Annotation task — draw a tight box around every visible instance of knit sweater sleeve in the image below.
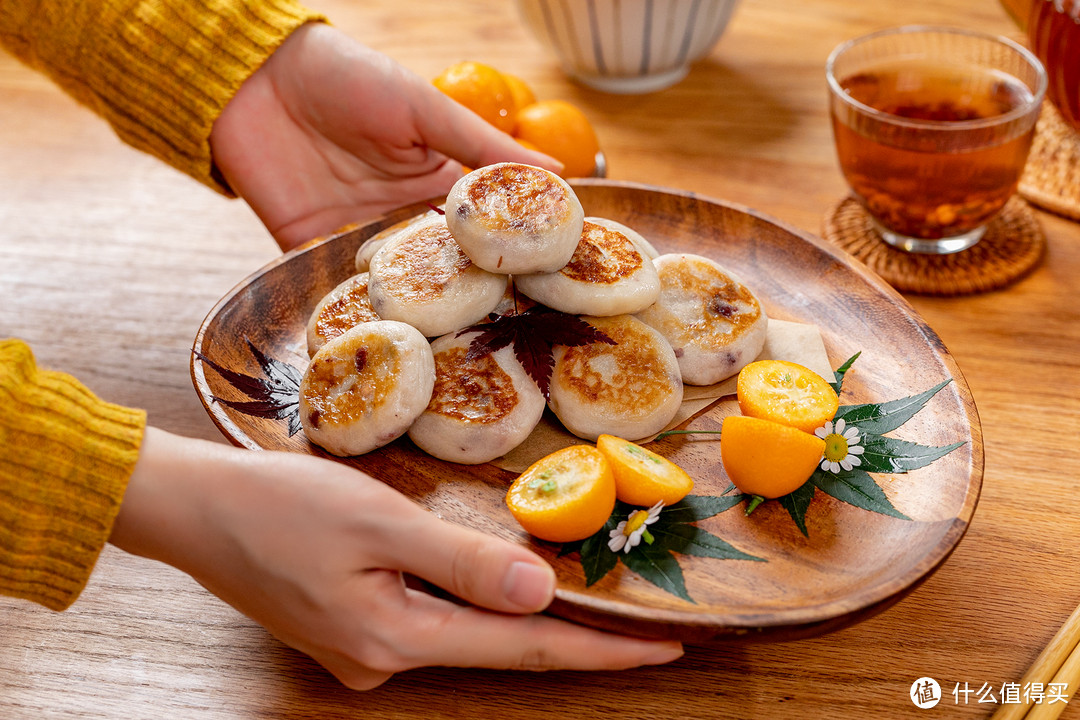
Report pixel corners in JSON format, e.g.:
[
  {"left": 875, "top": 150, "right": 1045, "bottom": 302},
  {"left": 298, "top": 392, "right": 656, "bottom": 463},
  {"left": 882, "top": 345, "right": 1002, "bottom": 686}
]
[
  {"left": 0, "top": 0, "right": 325, "bottom": 195},
  {"left": 0, "top": 339, "right": 146, "bottom": 611}
]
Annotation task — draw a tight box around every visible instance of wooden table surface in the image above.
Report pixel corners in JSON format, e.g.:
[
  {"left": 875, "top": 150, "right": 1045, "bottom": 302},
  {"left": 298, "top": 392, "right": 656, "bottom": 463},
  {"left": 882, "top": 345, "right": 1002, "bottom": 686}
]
[{"left": 3, "top": 0, "right": 1078, "bottom": 717}]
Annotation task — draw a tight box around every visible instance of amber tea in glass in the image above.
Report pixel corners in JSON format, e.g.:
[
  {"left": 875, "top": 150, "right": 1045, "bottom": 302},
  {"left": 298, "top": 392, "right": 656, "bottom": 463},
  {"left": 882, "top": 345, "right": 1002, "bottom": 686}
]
[
  {"left": 1027, "top": 0, "right": 1080, "bottom": 133},
  {"left": 827, "top": 27, "right": 1046, "bottom": 254}
]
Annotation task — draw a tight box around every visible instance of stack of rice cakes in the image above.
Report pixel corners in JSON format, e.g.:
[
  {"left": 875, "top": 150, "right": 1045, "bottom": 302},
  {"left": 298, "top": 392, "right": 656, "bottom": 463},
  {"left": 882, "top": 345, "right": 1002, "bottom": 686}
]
[{"left": 300, "top": 163, "right": 768, "bottom": 464}]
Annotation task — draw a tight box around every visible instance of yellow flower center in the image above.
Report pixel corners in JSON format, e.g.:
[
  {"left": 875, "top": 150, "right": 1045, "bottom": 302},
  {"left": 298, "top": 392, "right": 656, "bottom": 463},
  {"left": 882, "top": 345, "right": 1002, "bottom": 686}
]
[
  {"left": 623, "top": 510, "right": 649, "bottom": 536},
  {"left": 823, "top": 433, "right": 849, "bottom": 462}
]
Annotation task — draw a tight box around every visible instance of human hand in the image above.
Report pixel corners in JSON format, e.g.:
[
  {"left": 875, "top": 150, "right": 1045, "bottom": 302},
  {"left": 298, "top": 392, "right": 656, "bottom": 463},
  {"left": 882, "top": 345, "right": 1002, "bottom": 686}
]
[
  {"left": 209, "top": 23, "right": 562, "bottom": 251},
  {"left": 109, "top": 428, "right": 683, "bottom": 690}
]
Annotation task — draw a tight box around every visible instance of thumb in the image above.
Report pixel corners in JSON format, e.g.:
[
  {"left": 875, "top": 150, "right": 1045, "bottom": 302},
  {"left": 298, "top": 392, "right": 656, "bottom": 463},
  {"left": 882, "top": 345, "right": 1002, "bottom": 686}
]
[{"left": 387, "top": 503, "right": 557, "bottom": 614}]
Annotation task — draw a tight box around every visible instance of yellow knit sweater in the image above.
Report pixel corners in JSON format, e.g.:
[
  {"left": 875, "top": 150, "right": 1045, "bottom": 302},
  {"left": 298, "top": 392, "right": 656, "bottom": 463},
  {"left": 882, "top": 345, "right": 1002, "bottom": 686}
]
[
  {"left": 0, "top": 0, "right": 323, "bottom": 610},
  {"left": 0, "top": 340, "right": 144, "bottom": 610},
  {"left": 0, "top": 0, "right": 324, "bottom": 194}
]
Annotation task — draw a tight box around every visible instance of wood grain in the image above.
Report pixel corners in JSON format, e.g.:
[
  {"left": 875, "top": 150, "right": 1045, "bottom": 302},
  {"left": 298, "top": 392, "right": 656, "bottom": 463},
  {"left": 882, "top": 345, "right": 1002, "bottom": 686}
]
[
  {"left": 193, "top": 183, "right": 982, "bottom": 643},
  {"left": 2, "top": 0, "right": 1079, "bottom": 717}
]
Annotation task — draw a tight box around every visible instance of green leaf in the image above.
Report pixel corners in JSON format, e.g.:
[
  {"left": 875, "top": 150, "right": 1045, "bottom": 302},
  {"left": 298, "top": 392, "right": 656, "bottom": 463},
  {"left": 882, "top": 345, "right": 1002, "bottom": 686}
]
[
  {"left": 556, "top": 540, "right": 581, "bottom": 558},
  {"left": 652, "top": 523, "right": 765, "bottom": 562},
  {"left": 660, "top": 494, "right": 743, "bottom": 524},
  {"left": 620, "top": 543, "right": 694, "bottom": 603},
  {"left": 834, "top": 380, "right": 951, "bottom": 435},
  {"left": 777, "top": 479, "right": 817, "bottom": 536},
  {"left": 570, "top": 495, "right": 758, "bottom": 599},
  {"left": 812, "top": 468, "right": 911, "bottom": 520},
  {"left": 830, "top": 351, "right": 861, "bottom": 395},
  {"left": 855, "top": 435, "right": 966, "bottom": 474},
  {"left": 579, "top": 516, "right": 620, "bottom": 586}
]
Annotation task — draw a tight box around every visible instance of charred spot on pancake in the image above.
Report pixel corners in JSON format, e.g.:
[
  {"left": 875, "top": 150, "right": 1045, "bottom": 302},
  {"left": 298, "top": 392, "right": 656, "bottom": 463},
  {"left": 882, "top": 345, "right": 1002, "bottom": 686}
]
[
  {"left": 654, "top": 257, "right": 762, "bottom": 341},
  {"left": 315, "top": 281, "right": 379, "bottom": 341},
  {"left": 465, "top": 164, "right": 572, "bottom": 233},
  {"left": 308, "top": 409, "right": 321, "bottom": 429},
  {"left": 708, "top": 296, "right": 737, "bottom": 319},
  {"left": 557, "top": 320, "right": 674, "bottom": 415},
  {"left": 377, "top": 221, "right": 473, "bottom": 301},
  {"left": 301, "top": 335, "right": 399, "bottom": 423},
  {"left": 560, "top": 221, "right": 643, "bottom": 284},
  {"left": 428, "top": 347, "right": 516, "bottom": 423},
  {"left": 701, "top": 280, "right": 760, "bottom": 332}
]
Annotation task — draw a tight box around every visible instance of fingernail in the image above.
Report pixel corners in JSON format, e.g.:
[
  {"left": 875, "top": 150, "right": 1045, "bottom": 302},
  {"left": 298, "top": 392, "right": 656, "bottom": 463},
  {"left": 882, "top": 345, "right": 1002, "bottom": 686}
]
[
  {"left": 503, "top": 561, "right": 555, "bottom": 612},
  {"left": 642, "top": 643, "right": 684, "bottom": 666}
]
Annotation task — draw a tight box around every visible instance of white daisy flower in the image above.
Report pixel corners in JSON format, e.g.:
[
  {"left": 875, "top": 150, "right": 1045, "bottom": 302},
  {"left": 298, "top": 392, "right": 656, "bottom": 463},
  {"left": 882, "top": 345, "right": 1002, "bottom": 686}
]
[
  {"left": 607, "top": 501, "right": 664, "bottom": 553},
  {"left": 815, "top": 418, "right": 865, "bottom": 473}
]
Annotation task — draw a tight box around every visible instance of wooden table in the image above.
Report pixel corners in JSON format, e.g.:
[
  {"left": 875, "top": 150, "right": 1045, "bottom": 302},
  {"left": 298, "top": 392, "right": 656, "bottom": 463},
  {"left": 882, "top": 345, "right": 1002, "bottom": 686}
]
[{"left": 2, "top": 0, "right": 1078, "bottom": 717}]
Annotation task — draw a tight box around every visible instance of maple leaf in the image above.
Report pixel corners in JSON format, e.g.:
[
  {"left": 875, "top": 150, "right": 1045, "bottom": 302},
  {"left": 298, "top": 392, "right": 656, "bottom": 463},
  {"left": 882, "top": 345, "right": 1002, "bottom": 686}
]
[
  {"left": 194, "top": 338, "right": 303, "bottom": 436},
  {"left": 462, "top": 306, "right": 616, "bottom": 398}
]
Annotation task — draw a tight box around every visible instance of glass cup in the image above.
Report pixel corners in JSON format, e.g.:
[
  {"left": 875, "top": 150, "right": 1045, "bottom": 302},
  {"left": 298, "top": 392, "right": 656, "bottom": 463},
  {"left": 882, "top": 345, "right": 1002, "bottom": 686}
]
[
  {"left": 826, "top": 26, "right": 1047, "bottom": 254},
  {"left": 1026, "top": 0, "right": 1080, "bottom": 133}
]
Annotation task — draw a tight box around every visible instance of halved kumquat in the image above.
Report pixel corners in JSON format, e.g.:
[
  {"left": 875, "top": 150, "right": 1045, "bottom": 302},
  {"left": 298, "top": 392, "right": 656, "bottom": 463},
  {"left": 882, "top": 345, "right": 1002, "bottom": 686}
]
[
  {"left": 596, "top": 434, "right": 694, "bottom": 507},
  {"left": 737, "top": 360, "right": 839, "bottom": 434},
  {"left": 720, "top": 415, "right": 825, "bottom": 499},
  {"left": 506, "top": 445, "right": 616, "bottom": 543}
]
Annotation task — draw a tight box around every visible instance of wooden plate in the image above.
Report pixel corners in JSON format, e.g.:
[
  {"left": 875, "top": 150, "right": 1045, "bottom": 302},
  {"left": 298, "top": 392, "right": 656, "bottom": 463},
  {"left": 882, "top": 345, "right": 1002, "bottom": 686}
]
[{"left": 191, "top": 180, "right": 983, "bottom": 643}]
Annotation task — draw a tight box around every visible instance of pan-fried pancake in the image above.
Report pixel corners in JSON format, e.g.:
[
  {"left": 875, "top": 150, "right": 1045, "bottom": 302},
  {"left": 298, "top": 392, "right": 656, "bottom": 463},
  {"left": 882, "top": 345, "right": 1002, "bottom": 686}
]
[
  {"left": 407, "top": 330, "right": 545, "bottom": 464},
  {"left": 589, "top": 216, "right": 659, "bottom": 259},
  {"left": 515, "top": 217, "right": 660, "bottom": 316},
  {"left": 635, "top": 253, "right": 768, "bottom": 386},
  {"left": 548, "top": 315, "right": 683, "bottom": 441},
  {"left": 367, "top": 215, "right": 507, "bottom": 337},
  {"left": 355, "top": 206, "right": 445, "bottom": 273},
  {"left": 305, "top": 272, "right": 381, "bottom": 357},
  {"left": 299, "top": 320, "right": 435, "bottom": 457},
  {"left": 445, "top": 163, "right": 584, "bottom": 274}
]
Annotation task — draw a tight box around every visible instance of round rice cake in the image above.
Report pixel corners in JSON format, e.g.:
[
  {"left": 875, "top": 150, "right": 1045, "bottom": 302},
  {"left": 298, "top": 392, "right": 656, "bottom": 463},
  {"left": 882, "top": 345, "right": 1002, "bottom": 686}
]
[
  {"left": 635, "top": 253, "right": 768, "bottom": 386},
  {"left": 367, "top": 215, "right": 507, "bottom": 337},
  {"left": 589, "top": 216, "right": 659, "bottom": 259},
  {"left": 305, "top": 272, "right": 381, "bottom": 357},
  {"left": 515, "top": 217, "right": 660, "bottom": 316},
  {"left": 548, "top": 314, "right": 683, "bottom": 441},
  {"left": 407, "top": 330, "right": 545, "bottom": 464},
  {"left": 445, "top": 163, "right": 584, "bottom": 274},
  {"left": 355, "top": 205, "right": 445, "bottom": 273},
  {"left": 299, "top": 320, "right": 435, "bottom": 456}
]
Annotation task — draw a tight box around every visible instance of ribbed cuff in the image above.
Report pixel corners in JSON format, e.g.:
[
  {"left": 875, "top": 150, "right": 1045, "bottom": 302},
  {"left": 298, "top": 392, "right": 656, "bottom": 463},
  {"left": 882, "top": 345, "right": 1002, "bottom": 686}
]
[
  {"left": 0, "top": 340, "right": 146, "bottom": 611},
  {"left": 0, "top": 0, "right": 325, "bottom": 195}
]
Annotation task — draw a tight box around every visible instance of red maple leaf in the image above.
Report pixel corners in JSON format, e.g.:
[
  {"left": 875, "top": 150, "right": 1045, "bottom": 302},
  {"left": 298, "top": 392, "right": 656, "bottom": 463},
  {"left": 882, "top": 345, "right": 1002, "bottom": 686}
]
[{"left": 463, "top": 306, "right": 616, "bottom": 398}]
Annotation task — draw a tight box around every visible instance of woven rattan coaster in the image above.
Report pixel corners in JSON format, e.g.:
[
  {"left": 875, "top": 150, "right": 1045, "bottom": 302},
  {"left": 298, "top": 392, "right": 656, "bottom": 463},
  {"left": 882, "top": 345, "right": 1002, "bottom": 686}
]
[
  {"left": 823, "top": 196, "right": 1045, "bottom": 296},
  {"left": 1019, "top": 103, "right": 1080, "bottom": 222}
]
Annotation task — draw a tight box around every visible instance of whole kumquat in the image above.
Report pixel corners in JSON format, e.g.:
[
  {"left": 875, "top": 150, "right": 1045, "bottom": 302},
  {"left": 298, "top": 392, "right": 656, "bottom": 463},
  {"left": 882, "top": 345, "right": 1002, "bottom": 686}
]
[
  {"left": 502, "top": 71, "right": 537, "bottom": 112},
  {"left": 736, "top": 360, "right": 839, "bottom": 434},
  {"left": 433, "top": 61, "right": 518, "bottom": 134},
  {"left": 513, "top": 99, "right": 600, "bottom": 178},
  {"left": 506, "top": 445, "right": 616, "bottom": 543},
  {"left": 719, "top": 415, "right": 825, "bottom": 499}
]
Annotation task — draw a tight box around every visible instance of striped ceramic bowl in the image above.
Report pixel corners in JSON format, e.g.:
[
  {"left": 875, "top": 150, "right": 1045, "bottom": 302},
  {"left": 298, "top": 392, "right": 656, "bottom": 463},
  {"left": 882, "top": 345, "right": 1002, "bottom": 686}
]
[{"left": 515, "top": 0, "right": 741, "bottom": 94}]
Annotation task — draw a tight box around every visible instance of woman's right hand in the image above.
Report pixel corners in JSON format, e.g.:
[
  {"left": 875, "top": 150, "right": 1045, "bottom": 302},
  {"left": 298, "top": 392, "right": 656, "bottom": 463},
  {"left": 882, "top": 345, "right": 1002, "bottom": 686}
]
[{"left": 109, "top": 428, "right": 683, "bottom": 690}]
